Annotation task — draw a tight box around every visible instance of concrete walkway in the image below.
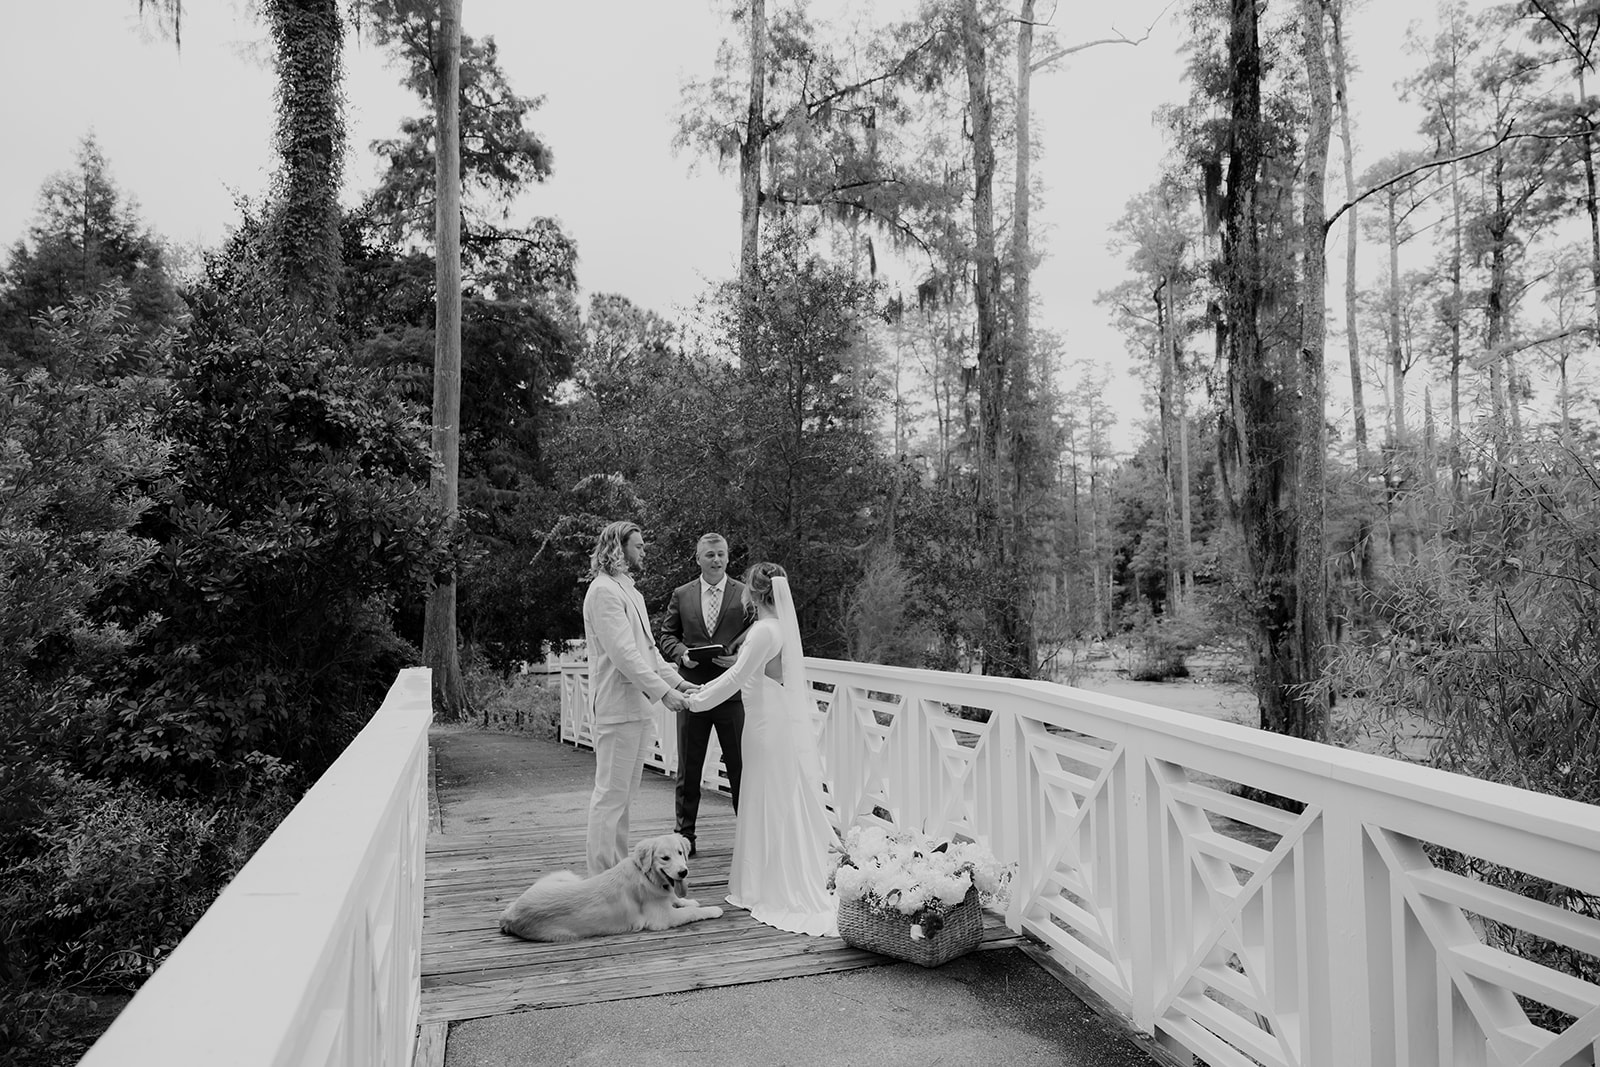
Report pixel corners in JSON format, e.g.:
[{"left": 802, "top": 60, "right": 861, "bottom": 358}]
[{"left": 428, "top": 726, "right": 1177, "bottom": 1067}]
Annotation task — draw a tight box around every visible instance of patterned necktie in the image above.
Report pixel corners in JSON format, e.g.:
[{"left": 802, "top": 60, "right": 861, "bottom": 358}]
[{"left": 705, "top": 583, "right": 721, "bottom": 638}]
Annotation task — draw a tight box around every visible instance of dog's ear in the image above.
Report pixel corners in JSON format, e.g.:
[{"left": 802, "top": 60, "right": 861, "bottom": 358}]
[
  {"left": 631, "top": 839, "right": 654, "bottom": 872},
  {"left": 674, "top": 833, "right": 692, "bottom": 858}
]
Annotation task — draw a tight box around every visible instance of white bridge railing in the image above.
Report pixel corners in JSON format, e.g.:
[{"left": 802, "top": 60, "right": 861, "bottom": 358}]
[
  {"left": 561, "top": 658, "right": 1600, "bottom": 1067},
  {"left": 81, "top": 668, "right": 433, "bottom": 1067}
]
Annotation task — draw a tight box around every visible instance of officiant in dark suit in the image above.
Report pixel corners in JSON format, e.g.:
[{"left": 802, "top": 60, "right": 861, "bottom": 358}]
[{"left": 658, "top": 532, "right": 751, "bottom": 856}]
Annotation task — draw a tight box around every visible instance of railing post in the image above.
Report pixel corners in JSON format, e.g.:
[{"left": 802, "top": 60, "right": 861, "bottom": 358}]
[
  {"left": 1315, "top": 805, "right": 1376, "bottom": 1067},
  {"left": 559, "top": 667, "right": 573, "bottom": 743},
  {"left": 991, "top": 708, "right": 1020, "bottom": 885},
  {"left": 1124, "top": 738, "right": 1158, "bottom": 1035}
]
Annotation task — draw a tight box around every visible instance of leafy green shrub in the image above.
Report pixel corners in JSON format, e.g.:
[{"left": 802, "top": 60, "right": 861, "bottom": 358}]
[
  {"left": 0, "top": 291, "right": 171, "bottom": 838},
  {"left": 0, "top": 764, "right": 293, "bottom": 1065},
  {"left": 1123, "top": 604, "right": 1214, "bottom": 682},
  {"left": 1332, "top": 440, "right": 1600, "bottom": 806},
  {"left": 462, "top": 652, "right": 561, "bottom": 740},
  {"left": 845, "top": 545, "right": 935, "bottom": 667},
  {"left": 1331, "top": 437, "right": 1600, "bottom": 1029},
  {"left": 98, "top": 311, "right": 456, "bottom": 791}
]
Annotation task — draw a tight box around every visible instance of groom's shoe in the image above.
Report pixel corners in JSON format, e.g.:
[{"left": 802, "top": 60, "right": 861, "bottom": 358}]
[{"left": 684, "top": 837, "right": 697, "bottom": 858}]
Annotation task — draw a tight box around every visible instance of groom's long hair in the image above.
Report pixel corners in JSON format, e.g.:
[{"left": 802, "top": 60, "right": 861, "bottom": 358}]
[{"left": 588, "top": 521, "right": 640, "bottom": 579}]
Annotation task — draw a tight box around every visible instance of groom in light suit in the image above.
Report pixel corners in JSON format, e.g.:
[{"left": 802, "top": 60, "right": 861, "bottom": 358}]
[
  {"left": 658, "top": 533, "right": 751, "bottom": 856},
  {"left": 582, "top": 521, "right": 696, "bottom": 877}
]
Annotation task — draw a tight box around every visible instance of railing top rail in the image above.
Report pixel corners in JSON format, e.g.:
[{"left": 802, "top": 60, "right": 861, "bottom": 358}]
[
  {"left": 804, "top": 656, "right": 1600, "bottom": 854},
  {"left": 79, "top": 667, "right": 433, "bottom": 1066}
]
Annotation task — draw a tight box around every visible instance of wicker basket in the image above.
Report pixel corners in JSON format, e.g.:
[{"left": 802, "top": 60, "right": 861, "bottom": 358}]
[{"left": 837, "top": 886, "right": 983, "bottom": 967}]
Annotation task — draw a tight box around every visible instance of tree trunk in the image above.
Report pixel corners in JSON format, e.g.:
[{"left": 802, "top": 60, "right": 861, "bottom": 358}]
[
  {"left": 1013, "top": 0, "right": 1034, "bottom": 371},
  {"left": 1487, "top": 157, "right": 1513, "bottom": 467},
  {"left": 1386, "top": 192, "right": 1407, "bottom": 449},
  {"left": 738, "top": 0, "right": 767, "bottom": 366},
  {"left": 1090, "top": 449, "right": 1106, "bottom": 637},
  {"left": 264, "top": 0, "right": 344, "bottom": 316},
  {"left": 1010, "top": 0, "right": 1038, "bottom": 669},
  {"left": 1449, "top": 153, "right": 1465, "bottom": 498},
  {"left": 1179, "top": 395, "right": 1194, "bottom": 603},
  {"left": 1218, "top": 0, "right": 1320, "bottom": 740},
  {"left": 423, "top": 0, "right": 465, "bottom": 720},
  {"left": 1329, "top": 0, "right": 1375, "bottom": 590},
  {"left": 1157, "top": 278, "right": 1182, "bottom": 613},
  {"left": 961, "top": 0, "right": 1024, "bottom": 677},
  {"left": 1297, "top": 0, "right": 1332, "bottom": 741},
  {"left": 1329, "top": 0, "right": 1366, "bottom": 456},
  {"left": 1580, "top": 66, "right": 1600, "bottom": 340}
]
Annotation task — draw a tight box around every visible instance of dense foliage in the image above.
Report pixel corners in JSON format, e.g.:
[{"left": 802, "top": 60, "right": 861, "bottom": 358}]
[
  {"left": 9, "top": 0, "right": 1600, "bottom": 1060},
  {"left": 0, "top": 149, "right": 453, "bottom": 1066}
]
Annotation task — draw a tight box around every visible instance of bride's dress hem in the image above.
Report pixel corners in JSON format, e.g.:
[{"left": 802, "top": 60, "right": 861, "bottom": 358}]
[{"left": 727, "top": 893, "right": 838, "bottom": 938}]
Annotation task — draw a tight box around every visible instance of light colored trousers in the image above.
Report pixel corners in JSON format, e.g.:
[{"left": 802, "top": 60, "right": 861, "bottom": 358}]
[{"left": 585, "top": 717, "right": 657, "bottom": 877}]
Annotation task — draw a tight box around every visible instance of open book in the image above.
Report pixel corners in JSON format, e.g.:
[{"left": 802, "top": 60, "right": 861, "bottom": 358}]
[{"left": 684, "top": 644, "right": 727, "bottom": 667}]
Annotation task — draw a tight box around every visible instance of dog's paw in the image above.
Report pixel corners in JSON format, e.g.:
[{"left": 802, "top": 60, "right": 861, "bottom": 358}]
[{"left": 704, "top": 906, "right": 723, "bottom": 919}]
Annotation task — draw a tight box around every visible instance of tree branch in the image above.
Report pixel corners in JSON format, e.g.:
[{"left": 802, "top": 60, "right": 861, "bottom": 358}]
[
  {"left": 765, "top": 189, "right": 934, "bottom": 257},
  {"left": 1324, "top": 126, "right": 1578, "bottom": 233},
  {"left": 763, "top": 33, "right": 941, "bottom": 140},
  {"left": 1029, "top": 1, "right": 1175, "bottom": 72},
  {"left": 1468, "top": 324, "right": 1592, "bottom": 368},
  {"left": 1525, "top": 0, "right": 1596, "bottom": 70}
]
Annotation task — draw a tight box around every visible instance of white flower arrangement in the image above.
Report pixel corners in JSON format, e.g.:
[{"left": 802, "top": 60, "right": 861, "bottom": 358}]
[{"left": 830, "top": 825, "right": 1013, "bottom": 941}]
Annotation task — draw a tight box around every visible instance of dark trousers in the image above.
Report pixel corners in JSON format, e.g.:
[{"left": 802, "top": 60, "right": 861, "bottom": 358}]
[{"left": 674, "top": 703, "right": 743, "bottom": 840}]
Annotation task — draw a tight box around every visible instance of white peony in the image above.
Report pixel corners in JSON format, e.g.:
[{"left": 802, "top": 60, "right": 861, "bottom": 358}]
[
  {"left": 929, "top": 873, "right": 972, "bottom": 907},
  {"left": 833, "top": 865, "right": 869, "bottom": 902},
  {"left": 896, "top": 884, "right": 931, "bottom": 915}
]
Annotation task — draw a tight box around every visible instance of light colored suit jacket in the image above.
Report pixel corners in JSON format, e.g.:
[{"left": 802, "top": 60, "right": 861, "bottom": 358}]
[{"left": 583, "top": 571, "right": 685, "bottom": 724}]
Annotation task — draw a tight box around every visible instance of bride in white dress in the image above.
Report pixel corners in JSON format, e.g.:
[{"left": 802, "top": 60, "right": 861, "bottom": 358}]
[{"left": 687, "top": 563, "right": 838, "bottom": 937}]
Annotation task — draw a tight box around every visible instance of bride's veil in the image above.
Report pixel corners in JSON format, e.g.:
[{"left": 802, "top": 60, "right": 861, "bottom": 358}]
[{"left": 772, "top": 575, "right": 829, "bottom": 815}]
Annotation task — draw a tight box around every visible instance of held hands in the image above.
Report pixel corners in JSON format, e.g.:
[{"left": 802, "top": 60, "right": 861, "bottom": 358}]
[{"left": 662, "top": 689, "right": 690, "bottom": 713}]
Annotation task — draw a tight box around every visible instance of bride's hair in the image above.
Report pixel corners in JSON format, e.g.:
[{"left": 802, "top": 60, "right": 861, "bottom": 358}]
[{"left": 742, "top": 561, "right": 786, "bottom": 608}]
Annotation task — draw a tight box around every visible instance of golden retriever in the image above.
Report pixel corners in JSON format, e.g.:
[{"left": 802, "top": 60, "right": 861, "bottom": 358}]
[{"left": 499, "top": 832, "right": 724, "bottom": 942}]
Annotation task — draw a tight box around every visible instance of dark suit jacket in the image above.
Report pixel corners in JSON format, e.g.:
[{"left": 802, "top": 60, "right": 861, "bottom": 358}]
[{"left": 658, "top": 577, "right": 754, "bottom": 706}]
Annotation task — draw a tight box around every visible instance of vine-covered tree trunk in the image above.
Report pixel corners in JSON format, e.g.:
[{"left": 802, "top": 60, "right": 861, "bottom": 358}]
[
  {"left": 961, "top": 0, "right": 1025, "bottom": 677},
  {"left": 1217, "top": 0, "right": 1321, "bottom": 740},
  {"left": 423, "top": 0, "right": 465, "bottom": 720},
  {"left": 264, "top": 0, "right": 344, "bottom": 315}
]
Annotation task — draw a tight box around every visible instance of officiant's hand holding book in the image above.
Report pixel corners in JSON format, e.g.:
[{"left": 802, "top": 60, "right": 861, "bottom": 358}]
[{"left": 685, "top": 644, "right": 727, "bottom": 667}]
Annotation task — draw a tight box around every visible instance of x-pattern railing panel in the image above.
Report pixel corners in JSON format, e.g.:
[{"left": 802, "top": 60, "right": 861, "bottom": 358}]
[{"left": 559, "top": 659, "right": 1600, "bottom": 1067}]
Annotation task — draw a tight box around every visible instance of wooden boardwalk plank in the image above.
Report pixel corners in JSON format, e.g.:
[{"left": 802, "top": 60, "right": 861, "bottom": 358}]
[{"left": 420, "top": 747, "right": 1018, "bottom": 1025}]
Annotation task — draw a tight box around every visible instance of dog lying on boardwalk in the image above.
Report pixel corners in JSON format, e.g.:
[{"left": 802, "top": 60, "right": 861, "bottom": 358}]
[{"left": 499, "top": 832, "right": 724, "bottom": 942}]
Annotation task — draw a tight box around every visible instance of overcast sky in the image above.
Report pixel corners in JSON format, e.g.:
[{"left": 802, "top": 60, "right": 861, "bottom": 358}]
[{"left": 2, "top": 0, "right": 1470, "bottom": 448}]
